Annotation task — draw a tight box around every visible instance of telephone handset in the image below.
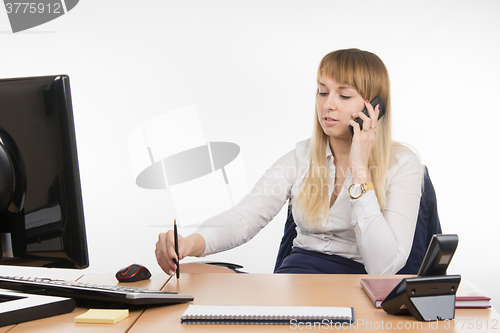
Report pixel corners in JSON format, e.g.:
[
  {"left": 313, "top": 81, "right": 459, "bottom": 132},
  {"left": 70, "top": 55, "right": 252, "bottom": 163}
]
[{"left": 349, "top": 96, "right": 386, "bottom": 136}]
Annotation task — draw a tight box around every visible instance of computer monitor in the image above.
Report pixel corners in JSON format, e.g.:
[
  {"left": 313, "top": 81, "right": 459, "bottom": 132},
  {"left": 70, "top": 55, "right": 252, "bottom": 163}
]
[{"left": 0, "top": 74, "right": 89, "bottom": 269}]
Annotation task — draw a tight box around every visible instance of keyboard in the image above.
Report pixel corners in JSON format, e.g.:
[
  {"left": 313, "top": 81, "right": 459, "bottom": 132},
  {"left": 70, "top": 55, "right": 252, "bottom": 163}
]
[{"left": 0, "top": 275, "right": 194, "bottom": 305}]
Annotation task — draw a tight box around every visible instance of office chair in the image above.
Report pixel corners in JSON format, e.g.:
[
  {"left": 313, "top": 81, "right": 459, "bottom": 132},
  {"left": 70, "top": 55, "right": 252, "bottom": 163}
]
[{"left": 273, "top": 166, "right": 441, "bottom": 274}]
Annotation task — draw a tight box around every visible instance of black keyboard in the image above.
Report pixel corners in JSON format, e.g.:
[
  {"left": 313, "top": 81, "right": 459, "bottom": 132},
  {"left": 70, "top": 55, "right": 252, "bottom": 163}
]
[{"left": 0, "top": 275, "right": 193, "bottom": 305}]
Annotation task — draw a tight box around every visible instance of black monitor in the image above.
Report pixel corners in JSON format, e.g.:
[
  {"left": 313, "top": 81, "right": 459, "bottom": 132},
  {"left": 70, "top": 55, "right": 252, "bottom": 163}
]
[{"left": 0, "top": 74, "right": 89, "bottom": 270}]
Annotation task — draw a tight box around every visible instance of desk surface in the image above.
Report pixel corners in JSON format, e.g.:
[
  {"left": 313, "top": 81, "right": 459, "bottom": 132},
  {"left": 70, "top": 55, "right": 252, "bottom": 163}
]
[{"left": 4, "top": 273, "right": 499, "bottom": 332}]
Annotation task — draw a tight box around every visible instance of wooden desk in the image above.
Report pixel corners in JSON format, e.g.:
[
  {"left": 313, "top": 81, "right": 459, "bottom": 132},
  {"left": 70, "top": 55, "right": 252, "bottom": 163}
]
[
  {"left": 132, "top": 273, "right": 500, "bottom": 333},
  {"left": 4, "top": 273, "right": 499, "bottom": 332}
]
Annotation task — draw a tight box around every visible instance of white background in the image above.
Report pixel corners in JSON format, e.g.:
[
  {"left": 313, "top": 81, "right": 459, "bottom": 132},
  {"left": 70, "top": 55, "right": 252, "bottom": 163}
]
[{"left": 1, "top": 0, "right": 500, "bottom": 310}]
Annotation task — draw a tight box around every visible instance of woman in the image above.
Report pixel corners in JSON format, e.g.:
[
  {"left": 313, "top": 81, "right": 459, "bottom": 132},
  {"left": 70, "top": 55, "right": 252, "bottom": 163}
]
[{"left": 155, "top": 48, "right": 422, "bottom": 275}]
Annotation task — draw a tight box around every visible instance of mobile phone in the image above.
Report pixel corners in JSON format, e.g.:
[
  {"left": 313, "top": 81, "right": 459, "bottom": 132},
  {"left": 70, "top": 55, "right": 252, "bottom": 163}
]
[{"left": 349, "top": 96, "right": 386, "bottom": 136}]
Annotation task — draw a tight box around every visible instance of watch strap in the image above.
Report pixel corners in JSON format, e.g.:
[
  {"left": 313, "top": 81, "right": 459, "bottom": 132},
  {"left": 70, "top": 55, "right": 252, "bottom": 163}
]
[{"left": 361, "top": 182, "right": 374, "bottom": 192}]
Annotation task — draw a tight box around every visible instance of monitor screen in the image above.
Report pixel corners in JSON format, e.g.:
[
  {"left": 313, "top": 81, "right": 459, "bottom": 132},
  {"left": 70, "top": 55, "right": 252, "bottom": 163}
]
[{"left": 0, "top": 74, "right": 89, "bottom": 269}]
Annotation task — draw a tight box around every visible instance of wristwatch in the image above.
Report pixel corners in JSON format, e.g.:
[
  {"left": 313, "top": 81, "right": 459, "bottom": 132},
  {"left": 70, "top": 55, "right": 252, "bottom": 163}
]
[{"left": 348, "top": 182, "right": 374, "bottom": 199}]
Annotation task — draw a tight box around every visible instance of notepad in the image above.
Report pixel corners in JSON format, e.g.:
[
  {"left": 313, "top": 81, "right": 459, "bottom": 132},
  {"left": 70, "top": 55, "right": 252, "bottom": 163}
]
[
  {"left": 75, "top": 309, "right": 129, "bottom": 324},
  {"left": 180, "top": 305, "right": 354, "bottom": 325}
]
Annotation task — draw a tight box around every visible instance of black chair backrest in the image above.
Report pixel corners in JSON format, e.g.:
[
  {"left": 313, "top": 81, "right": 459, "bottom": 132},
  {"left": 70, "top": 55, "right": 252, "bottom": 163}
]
[
  {"left": 273, "top": 166, "right": 441, "bottom": 274},
  {"left": 397, "top": 166, "right": 441, "bottom": 274}
]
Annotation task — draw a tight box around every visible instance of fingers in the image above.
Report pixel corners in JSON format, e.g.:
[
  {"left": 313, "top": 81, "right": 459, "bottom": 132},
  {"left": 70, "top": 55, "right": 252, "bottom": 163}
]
[
  {"left": 155, "top": 232, "right": 170, "bottom": 274},
  {"left": 347, "top": 118, "right": 361, "bottom": 135},
  {"left": 366, "top": 100, "right": 380, "bottom": 130},
  {"left": 350, "top": 100, "right": 380, "bottom": 133},
  {"left": 156, "top": 230, "right": 181, "bottom": 276}
]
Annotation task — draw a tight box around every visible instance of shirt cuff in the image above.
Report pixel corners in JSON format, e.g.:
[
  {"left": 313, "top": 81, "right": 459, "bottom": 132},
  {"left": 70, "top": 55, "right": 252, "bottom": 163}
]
[
  {"left": 193, "top": 227, "right": 219, "bottom": 257},
  {"left": 350, "top": 190, "right": 381, "bottom": 224}
]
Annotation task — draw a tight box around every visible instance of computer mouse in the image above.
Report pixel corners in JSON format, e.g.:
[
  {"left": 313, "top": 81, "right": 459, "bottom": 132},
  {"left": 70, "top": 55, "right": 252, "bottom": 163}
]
[{"left": 115, "top": 264, "right": 152, "bottom": 282}]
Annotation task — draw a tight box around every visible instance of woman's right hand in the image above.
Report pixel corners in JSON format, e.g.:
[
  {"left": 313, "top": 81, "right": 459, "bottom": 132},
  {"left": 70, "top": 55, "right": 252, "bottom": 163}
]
[
  {"left": 156, "top": 230, "right": 187, "bottom": 275},
  {"left": 155, "top": 231, "right": 206, "bottom": 275}
]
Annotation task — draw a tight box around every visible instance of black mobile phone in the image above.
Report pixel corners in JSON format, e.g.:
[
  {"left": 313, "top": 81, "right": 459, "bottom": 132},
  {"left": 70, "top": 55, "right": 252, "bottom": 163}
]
[{"left": 349, "top": 96, "right": 386, "bottom": 136}]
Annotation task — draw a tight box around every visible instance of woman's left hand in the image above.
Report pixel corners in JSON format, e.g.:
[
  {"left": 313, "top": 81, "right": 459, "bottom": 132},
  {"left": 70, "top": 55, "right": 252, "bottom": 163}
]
[{"left": 347, "top": 100, "right": 380, "bottom": 183}]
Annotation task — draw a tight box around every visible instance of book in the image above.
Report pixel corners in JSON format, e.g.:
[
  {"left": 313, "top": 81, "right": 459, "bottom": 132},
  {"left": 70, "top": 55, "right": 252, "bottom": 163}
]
[
  {"left": 360, "top": 278, "right": 491, "bottom": 309},
  {"left": 180, "top": 305, "right": 354, "bottom": 325},
  {"left": 74, "top": 309, "right": 129, "bottom": 324}
]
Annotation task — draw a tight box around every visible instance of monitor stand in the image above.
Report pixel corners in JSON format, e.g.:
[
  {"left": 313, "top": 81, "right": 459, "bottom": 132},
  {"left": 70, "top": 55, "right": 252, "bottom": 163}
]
[{"left": 0, "top": 289, "right": 75, "bottom": 327}]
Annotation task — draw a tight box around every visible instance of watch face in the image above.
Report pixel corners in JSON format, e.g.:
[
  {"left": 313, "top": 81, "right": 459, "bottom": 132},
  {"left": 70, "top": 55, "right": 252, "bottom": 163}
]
[{"left": 349, "top": 184, "right": 363, "bottom": 198}]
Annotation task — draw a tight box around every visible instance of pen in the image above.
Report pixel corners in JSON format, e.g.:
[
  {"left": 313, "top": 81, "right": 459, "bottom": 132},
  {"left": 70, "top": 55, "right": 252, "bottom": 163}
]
[{"left": 174, "top": 219, "right": 180, "bottom": 280}]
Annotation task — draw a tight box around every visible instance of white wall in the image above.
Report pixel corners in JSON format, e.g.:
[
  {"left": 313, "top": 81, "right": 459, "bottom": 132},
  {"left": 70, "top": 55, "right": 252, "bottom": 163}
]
[{"left": 1, "top": 0, "right": 499, "bottom": 310}]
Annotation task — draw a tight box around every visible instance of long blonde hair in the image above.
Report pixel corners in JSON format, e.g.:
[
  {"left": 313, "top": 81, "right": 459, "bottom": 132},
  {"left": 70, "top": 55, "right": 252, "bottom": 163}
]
[{"left": 295, "top": 49, "right": 394, "bottom": 228}]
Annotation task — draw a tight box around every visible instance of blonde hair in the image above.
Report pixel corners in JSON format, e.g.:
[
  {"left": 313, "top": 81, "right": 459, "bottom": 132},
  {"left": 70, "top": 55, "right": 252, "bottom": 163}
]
[{"left": 295, "top": 49, "right": 394, "bottom": 228}]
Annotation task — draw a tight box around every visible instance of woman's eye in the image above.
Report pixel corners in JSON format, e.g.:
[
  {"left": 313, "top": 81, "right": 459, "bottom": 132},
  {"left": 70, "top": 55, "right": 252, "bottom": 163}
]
[
  {"left": 318, "top": 92, "right": 328, "bottom": 96},
  {"left": 340, "top": 95, "right": 351, "bottom": 99}
]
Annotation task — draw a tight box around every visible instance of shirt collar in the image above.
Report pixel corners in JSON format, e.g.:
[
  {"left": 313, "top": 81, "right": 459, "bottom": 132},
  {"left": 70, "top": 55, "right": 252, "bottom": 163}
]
[{"left": 325, "top": 141, "right": 333, "bottom": 159}]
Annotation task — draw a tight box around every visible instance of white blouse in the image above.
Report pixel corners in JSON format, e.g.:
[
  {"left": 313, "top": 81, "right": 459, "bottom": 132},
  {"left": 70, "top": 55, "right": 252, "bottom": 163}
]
[{"left": 195, "top": 139, "right": 422, "bottom": 274}]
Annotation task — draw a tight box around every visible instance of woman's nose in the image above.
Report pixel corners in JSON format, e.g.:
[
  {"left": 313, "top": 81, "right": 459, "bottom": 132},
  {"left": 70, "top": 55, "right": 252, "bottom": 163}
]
[{"left": 323, "top": 96, "right": 336, "bottom": 111}]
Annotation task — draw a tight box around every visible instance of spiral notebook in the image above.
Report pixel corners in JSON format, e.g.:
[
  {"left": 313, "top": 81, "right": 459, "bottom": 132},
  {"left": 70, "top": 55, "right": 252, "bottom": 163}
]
[{"left": 180, "top": 305, "right": 354, "bottom": 325}]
